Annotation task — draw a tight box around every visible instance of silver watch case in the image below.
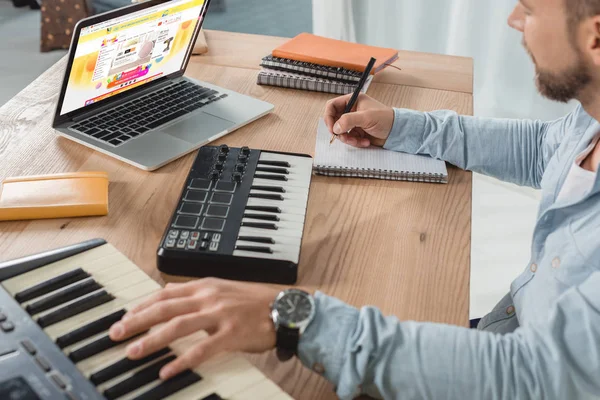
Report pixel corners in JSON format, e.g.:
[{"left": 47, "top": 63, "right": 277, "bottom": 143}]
[{"left": 270, "top": 289, "right": 316, "bottom": 334}]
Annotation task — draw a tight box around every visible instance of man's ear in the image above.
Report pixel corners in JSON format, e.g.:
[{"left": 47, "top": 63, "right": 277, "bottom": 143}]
[{"left": 583, "top": 17, "right": 600, "bottom": 67}]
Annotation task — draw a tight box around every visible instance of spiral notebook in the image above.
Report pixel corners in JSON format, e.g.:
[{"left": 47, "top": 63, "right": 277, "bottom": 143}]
[
  {"left": 257, "top": 68, "right": 373, "bottom": 95},
  {"left": 260, "top": 55, "right": 362, "bottom": 83},
  {"left": 313, "top": 119, "right": 448, "bottom": 183}
]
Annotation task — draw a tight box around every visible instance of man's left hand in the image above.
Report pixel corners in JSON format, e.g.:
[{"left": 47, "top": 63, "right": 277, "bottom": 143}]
[{"left": 109, "top": 278, "right": 280, "bottom": 380}]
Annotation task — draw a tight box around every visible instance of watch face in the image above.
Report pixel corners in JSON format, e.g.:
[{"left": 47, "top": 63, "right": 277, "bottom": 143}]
[{"left": 275, "top": 291, "right": 313, "bottom": 326}]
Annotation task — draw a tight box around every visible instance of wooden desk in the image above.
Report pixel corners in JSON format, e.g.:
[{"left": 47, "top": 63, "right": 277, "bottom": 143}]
[{"left": 0, "top": 31, "right": 473, "bottom": 399}]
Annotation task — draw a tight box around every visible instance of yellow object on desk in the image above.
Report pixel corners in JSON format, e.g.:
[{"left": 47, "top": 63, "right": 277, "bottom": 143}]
[{"left": 0, "top": 172, "right": 109, "bottom": 221}]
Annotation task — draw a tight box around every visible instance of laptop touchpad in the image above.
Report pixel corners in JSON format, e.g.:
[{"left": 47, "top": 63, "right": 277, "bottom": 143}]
[{"left": 165, "top": 112, "right": 234, "bottom": 143}]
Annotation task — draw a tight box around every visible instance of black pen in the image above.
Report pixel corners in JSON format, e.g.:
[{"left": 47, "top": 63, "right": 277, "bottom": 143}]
[{"left": 330, "top": 57, "right": 377, "bottom": 144}]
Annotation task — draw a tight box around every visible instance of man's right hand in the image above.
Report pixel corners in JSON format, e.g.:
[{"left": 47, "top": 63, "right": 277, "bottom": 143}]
[{"left": 324, "top": 93, "right": 395, "bottom": 148}]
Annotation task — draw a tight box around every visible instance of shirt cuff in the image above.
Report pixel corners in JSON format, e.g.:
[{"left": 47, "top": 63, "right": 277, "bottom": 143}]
[
  {"left": 297, "top": 292, "right": 359, "bottom": 389},
  {"left": 383, "top": 108, "right": 427, "bottom": 153}
]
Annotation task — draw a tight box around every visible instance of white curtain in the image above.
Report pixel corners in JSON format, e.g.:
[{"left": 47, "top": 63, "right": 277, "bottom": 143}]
[{"left": 312, "top": 0, "right": 576, "bottom": 120}]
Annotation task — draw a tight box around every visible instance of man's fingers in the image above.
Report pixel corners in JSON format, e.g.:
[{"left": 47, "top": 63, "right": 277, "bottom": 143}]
[
  {"left": 125, "top": 283, "right": 198, "bottom": 317},
  {"left": 159, "top": 333, "right": 230, "bottom": 380},
  {"left": 333, "top": 111, "right": 371, "bottom": 135},
  {"left": 110, "top": 298, "right": 201, "bottom": 341},
  {"left": 324, "top": 94, "right": 353, "bottom": 132},
  {"left": 125, "top": 312, "right": 214, "bottom": 360}
]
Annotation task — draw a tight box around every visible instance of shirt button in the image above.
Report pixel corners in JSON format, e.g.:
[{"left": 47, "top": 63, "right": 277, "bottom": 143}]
[
  {"left": 506, "top": 306, "right": 515, "bottom": 315},
  {"left": 530, "top": 263, "right": 538, "bottom": 273},
  {"left": 313, "top": 363, "right": 325, "bottom": 375},
  {"left": 552, "top": 257, "right": 561, "bottom": 269}
]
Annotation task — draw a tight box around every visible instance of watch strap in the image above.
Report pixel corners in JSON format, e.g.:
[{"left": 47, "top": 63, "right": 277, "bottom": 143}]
[{"left": 275, "top": 325, "right": 299, "bottom": 361}]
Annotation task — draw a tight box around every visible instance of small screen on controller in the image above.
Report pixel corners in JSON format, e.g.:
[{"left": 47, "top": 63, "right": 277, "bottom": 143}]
[{"left": 0, "top": 377, "right": 41, "bottom": 400}]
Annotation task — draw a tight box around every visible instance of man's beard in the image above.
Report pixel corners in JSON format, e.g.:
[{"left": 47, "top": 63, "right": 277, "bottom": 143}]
[{"left": 523, "top": 39, "right": 592, "bottom": 103}]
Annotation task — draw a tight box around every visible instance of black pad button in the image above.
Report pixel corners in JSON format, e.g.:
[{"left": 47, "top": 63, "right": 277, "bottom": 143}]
[
  {"left": 201, "top": 218, "right": 225, "bottom": 232},
  {"left": 205, "top": 205, "right": 229, "bottom": 218}
]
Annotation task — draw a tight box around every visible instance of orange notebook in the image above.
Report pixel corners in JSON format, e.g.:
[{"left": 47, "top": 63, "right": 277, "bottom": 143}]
[
  {"left": 0, "top": 172, "right": 109, "bottom": 221},
  {"left": 272, "top": 33, "right": 399, "bottom": 74}
]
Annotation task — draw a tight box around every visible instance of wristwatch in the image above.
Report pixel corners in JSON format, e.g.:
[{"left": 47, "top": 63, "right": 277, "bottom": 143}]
[{"left": 270, "top": 289, "right": 316, "bottom": 361}]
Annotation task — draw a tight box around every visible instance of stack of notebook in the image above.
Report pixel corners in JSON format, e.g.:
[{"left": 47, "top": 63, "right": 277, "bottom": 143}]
[{"left": 257, "top": 33, "right": 399, "bottom": 95}]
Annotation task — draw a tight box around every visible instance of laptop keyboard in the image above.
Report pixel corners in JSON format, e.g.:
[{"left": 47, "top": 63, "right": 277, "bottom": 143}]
[{"left": 69, "top": 80, "right": 228, "bottom": 147}]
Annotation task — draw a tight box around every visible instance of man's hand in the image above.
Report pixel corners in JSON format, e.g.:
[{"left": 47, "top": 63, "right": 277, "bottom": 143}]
[
  {"left": 324, "top": 93, "right": 395, "bottom": 148},
  {"left": 108, "top": 278, "right": 280, "bottom": 380}
]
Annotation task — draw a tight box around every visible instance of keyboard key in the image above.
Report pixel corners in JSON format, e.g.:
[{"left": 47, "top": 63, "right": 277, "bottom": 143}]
[
  {"left": 90, "top": 347, "right": 171, "bottom": 386},
  {"left": 180, "top": 231, "right": 190, "bottom": 240},
  {"left": 202, "top": 394, "right": 225, "bottom": 400},
  {"left": 69, "top": 332, "right": 144, "bottom": 363},
  {"left": 56, "top": 309, "right": 126, "bottom": 349},
  {"left": 255, "top": 174, "right": 288, "bottom": 182},
  {"left": 26, "top": 279, "right": 102, "bottom": 316},
  {"left": 243, "top": 213, "right": 280, "bottom": 222},
  {"left": 50, "top": 373, "right": 68, "bottom": 389},
  {"left": 249, "top": 193, "right": 284, "bottom": 201},
  {"left": 241, "top": 222, "right": 278, "bottom": 230},
  {"left": 209, "top": 242, "right": 219, "bottom": 252},
  {"left": 256, "top": 167, "right": 289, "bottom": 175},
  {"left": 99, "top": 132, "right": 122, "bottom": 142},
  {"left": 15, "top": 268, "right": 90, "bottom": 303},
  {"left": 237, "top": 236, "right": 275, "bottom": 244},
  {"left": 176, "top": 239, "right": 186, "bottom": 249},
  {"left": 173, "top": 215, "right": 199, "bottom": 229},
  {"left": 103, "top": 355, "right": 176, "bottom": 400},
  {"left": 235, "top": 245, "right": 273, "bottom": 254},
  {"left": 168, "top": 230, "right": 179, "bottom": 239},
  {"left": 37, "top": 290, "right": 115, "bottom": 328},
  {"left": 129, "top": 370, "right": 202, "bottom": 400},
  {"left": 146, "top": 110, "right": 187, "bottom": 129},
  {"left": 257, "top": 160, "right": 291, "bottom": 168},
  {"left": 245, "top": 206, "right": 282, "bottom": 214},
  {"left": 251, "top": 185, "right": 285, "bottom": 193},
  {"left": 108, "top": 139, "right": 121, "bottom": 146}
]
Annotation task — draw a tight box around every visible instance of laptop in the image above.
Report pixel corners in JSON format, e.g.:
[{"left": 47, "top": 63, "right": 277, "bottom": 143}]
[{"left": 52, "top": 0, "right": 274, "bottom": 171}]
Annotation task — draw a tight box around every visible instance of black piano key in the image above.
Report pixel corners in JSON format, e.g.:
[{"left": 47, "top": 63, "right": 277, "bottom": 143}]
[
  {"left": 235, "top": 245, "right": 273, "bottom": 254},
  {"left": 130, "top": 370, "right": 202, "bottom": 400},
  {"left": 256, "top": 167, "right": 289, "bottom": 175},
  {"left": 201, "top": 394, "right": 225, "bottom": 400},
  {"left": 250, "top": 185, "right": 286, "bottom": 193},
  {"left": 245, "top": 206, "right": 281, "bottom": 214},
  {"left": 248, "top": 193, "right": 284, "bottom": 201},
  {"left": 56, "top": 309, "right": 126, "bottom": 349},
  {"left": 243, "top": 213, "right": 280, "bottom": 222},
  {"left": 26, "top": 279, "right": 102, "bottom": 316},
  {"left": 15, "top": 268, "right": 90, "bottom": 303},
  {"left": 103, "top": 355, "right": 177, "bottom": 400},
  {"left": 90, "top": 347, "right": 171, "bottom": 386},
  {"left": 237, "top": 236, "right": 275, "bottom": 244},
  {"left": 257, "top": 160, "right": 291, "bottom": 168},
  {"left": 37, "top": 290, "right": 115, "bottom": 328},
  {"left": 241, "top": 222, "right": 278, "bottom": 230},
  {"left": 255, "top": 174, "right": 288, "bottom": 182},
  {"left": 68, "top": 331, "right": 145, "bottom": 363}
]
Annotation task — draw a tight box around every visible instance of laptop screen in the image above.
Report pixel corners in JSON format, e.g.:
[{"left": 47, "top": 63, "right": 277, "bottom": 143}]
[{"left": 60, "top": 0, "right": 206, "bottom": 116}]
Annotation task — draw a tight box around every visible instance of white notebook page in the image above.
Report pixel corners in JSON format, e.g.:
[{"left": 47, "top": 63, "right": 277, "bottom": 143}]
[{"left": 314, "top": 118, "right": 447, "bottom": 179}]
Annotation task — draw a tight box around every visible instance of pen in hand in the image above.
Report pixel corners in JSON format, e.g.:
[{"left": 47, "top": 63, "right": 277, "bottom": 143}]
[{"left": 330, "top": 57, "right": 377, "bottom": 145}]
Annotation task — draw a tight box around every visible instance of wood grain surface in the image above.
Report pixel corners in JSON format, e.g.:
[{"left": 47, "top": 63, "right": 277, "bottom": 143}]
[
  {"left": 200, "top": 30, "right": 474, "bottom": 94},
  {"left": 0, "top": 31, "right": 473, "bottom": 400}
]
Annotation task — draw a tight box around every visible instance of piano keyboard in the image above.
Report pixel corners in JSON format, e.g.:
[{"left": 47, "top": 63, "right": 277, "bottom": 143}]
[
  {"left": 157, "top": 145, "right": 313, "bottom": 284},
  {"left": 0, "top": 239, "right": 293, "bottom": 400}
]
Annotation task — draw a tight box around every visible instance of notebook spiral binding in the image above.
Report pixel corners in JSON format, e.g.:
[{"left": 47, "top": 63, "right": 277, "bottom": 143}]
[
  {"left": 257, "top": 70, "right": 360, "bottom": 95},
  {"left": 261, "top": 55, "right": 362, "bottom": 83},
  {"left": 313, "top": 165, "right": 448, "bottom": 183}
]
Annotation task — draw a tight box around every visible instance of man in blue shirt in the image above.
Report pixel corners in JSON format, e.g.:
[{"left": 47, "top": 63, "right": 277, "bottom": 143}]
[{"left": 109, "top": 0, "right": 600, "bottom": 398}]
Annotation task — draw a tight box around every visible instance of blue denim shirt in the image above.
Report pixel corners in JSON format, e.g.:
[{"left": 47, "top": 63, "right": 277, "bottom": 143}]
[{"left": 298, "top": 104, "right": 600, "bottom": 399}]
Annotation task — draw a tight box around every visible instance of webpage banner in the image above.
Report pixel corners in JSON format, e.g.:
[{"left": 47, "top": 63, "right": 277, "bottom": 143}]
[{"left": 61, "top": 0, "right": 204, "bottom": 115}]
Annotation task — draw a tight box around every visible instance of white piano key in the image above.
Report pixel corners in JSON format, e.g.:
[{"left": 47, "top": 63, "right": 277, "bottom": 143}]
[
  {"left": 236, "top": 235, "right": 301, "bottom": 247},
  {"left": 259, "top": 152, "right": 314, "bottom": 174},
  {"left": 246, "top": 198, "right": 307, "bottom": 215},
  {"left": 249, "top": 189, "right": 309, "bottom": 204},
  {"left": 241, "top": 210, "right": 305, "bottom": 223},
  {"left": 251, "top": 177, "right": 309, "bottom": 189},
  {"left": 228, "top": 379, "right": 283, "bottom": 400},
  {"left": 238, "top": 225, "right": 302, "bottom": 239},
  {"left": 2, "top": 248, "right": 126, "bottom": 295},
  {"left": 241, "top": 217, "right": 304, "bottom": 232},
  {"left": 250, "top": 185, "right": 309, "bottom": 197},
  {"left": 233, "top": 249, "right": 299, "bottom": 264}
]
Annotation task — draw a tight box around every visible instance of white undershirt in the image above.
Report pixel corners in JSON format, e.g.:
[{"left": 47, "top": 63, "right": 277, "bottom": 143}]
[{"left": 556, "top": 132, "right": 600, "bottom": 203}]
